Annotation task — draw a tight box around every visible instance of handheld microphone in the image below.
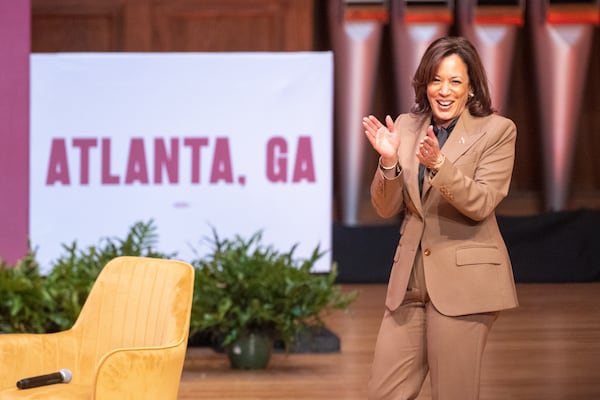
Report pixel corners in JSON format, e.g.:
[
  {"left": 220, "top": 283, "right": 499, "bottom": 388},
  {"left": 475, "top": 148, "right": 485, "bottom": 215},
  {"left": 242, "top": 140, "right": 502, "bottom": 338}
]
[{"left": 16, "top": 368, "right": 72, "bottom": 390}]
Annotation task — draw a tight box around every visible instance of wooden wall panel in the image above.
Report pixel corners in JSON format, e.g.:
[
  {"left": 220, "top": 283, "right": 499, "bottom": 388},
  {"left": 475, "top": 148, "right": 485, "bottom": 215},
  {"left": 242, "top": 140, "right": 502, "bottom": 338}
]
[
  {"left": 31, "top": 1, "right": 125, "bottom": 52},
  {"left": 151, "top": 0, "right": 313, "bottom": 52},
  {"left": 31, "top": 0, "right": 314, "bottom": 52}
]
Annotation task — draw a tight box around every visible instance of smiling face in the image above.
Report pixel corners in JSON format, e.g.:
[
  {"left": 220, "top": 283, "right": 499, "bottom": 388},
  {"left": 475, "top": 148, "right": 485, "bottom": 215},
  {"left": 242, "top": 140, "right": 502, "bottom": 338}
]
[{"left": 427, "top": 53, "right": 471, "bottom": 127}]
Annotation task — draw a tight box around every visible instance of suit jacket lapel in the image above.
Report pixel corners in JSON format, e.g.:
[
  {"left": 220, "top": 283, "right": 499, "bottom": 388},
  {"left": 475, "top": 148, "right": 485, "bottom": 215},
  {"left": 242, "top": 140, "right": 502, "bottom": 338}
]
[
  {"left": 442, "top": 111, "right": 487, "bottom": 163},
  {"left": 402, "top": 116, "right": 429, "bottom": 216}
]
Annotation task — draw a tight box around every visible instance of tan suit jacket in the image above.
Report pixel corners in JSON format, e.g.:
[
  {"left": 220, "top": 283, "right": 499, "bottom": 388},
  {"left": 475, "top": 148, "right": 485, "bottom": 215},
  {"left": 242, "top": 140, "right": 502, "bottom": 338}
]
[{"left": 371, "top": 110, "right": 519, "bottom": 316}]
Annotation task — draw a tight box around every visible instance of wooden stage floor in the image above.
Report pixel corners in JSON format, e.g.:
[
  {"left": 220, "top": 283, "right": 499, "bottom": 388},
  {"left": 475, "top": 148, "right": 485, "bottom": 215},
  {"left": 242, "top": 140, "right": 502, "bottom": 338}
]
[{"left": 178, "top": 283, "right": 600, "bottom": 399}]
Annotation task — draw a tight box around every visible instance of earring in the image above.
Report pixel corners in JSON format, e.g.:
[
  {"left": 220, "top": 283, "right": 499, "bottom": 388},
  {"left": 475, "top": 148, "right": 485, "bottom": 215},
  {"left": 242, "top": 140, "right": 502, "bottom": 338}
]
[{"left": 468, "top": 92, "right": 474, "bottom": 98}]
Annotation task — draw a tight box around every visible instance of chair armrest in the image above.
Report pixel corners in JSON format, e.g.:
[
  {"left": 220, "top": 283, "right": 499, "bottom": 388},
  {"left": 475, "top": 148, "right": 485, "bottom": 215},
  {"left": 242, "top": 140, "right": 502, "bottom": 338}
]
[
  {"left": 93, "top": 341, "right": 188, "bottom": 400},
  {"left": 0, "top": 331, "right": 77, "bottom": 389}
]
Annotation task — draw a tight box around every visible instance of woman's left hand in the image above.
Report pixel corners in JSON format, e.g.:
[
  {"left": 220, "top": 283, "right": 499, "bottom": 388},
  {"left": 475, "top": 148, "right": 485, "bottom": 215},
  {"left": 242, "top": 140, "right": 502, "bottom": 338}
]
[{"left": 416, "top": 126, "right": 444, "bottom": 170}]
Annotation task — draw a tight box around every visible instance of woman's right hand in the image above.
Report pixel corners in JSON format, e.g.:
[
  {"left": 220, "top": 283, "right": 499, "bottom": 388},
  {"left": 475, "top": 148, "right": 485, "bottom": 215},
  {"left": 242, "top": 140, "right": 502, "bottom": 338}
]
[{"left": 362, "top": 115, "right": 400, "bottom": 166}]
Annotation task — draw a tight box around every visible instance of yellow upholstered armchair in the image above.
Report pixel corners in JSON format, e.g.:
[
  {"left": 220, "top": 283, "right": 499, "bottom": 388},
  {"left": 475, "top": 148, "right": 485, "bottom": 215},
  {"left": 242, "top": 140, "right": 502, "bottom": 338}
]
[{"left": 0, "top": 256, "right": 195, "bottom": 399}]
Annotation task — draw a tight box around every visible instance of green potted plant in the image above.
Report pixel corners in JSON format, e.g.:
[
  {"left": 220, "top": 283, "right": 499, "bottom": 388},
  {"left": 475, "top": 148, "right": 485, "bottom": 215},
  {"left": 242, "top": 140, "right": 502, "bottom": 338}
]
[
  {"left": 189, "top": 229, "right": 358, "bottom": 370},
  {"left": 0, "top": 251, "right": 53, "bottom": 333}
]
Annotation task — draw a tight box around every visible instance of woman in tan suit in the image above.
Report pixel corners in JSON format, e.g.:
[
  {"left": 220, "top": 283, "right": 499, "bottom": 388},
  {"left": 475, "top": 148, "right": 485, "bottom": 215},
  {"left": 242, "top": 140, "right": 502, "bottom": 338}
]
[{"left": 363, "top": 37, "right": 519, "bottom": 400}]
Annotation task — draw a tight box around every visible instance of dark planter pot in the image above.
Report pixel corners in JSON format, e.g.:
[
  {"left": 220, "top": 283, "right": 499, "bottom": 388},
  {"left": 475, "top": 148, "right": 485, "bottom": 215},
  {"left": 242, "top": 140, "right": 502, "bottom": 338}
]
[
  {"left": 189, "top": 325, "right": 342, "bottom": 354},
  {"left": 226, "top": 332, "right": 273, "bottom": 370}
]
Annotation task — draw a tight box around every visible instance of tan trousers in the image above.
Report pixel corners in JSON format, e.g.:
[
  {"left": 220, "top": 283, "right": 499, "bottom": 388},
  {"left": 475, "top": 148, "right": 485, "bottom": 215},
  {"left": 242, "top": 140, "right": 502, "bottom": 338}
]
[{"left": 368, "top": 252, "right": 498, "bottom": 400}]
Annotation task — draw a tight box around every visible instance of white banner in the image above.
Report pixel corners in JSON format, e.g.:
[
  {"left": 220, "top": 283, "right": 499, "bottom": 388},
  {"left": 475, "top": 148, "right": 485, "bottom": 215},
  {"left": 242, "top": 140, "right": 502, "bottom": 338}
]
[{"left": 30, "top": 52, "right": 333, "bottom": 272}]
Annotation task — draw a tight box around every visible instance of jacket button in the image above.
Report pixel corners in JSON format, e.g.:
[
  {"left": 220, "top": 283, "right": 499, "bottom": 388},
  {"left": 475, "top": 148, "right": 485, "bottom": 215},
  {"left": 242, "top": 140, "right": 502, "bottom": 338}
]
[{"left": 424, "top": 248, "right": 431, "bottom": 256}]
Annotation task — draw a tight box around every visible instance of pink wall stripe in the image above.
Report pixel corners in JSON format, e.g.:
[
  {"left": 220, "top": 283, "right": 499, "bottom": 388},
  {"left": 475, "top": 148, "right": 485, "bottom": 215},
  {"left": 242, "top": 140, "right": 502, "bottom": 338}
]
[{"left": 0, "top": 0, "right": 30, "bottom": 264}]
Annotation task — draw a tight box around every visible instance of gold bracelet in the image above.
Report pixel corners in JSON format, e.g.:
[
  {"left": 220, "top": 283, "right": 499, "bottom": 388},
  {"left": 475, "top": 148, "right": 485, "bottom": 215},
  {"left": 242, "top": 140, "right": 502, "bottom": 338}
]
[
  {"left": 379, "top": 158, "right": 398, "bottom": 170},
  {"left": 430, "top": 154, "right": 445, "bottom": 171}
]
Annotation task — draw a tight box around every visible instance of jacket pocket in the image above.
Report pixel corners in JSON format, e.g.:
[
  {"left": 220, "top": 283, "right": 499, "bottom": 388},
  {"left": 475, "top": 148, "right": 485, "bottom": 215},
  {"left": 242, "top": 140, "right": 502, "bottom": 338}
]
[{"left": 455, "top": 245, "right": 502, "bottom": 266}]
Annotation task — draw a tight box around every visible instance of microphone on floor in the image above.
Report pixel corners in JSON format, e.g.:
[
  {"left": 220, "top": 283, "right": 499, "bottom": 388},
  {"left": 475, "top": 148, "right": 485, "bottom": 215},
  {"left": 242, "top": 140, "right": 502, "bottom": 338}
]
[{"left": 16, "top": 368, "right": 72, "bottom": 390}]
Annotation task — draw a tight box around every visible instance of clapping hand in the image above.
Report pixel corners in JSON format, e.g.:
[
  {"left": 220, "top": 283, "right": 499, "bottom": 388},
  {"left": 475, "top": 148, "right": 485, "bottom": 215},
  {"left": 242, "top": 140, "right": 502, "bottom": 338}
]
[
  {"left": 416, "top": 126, "right": 444, "bottom": 171},
  {"left": 363, "top": 115, "right": 400, "bottom": 166}
]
